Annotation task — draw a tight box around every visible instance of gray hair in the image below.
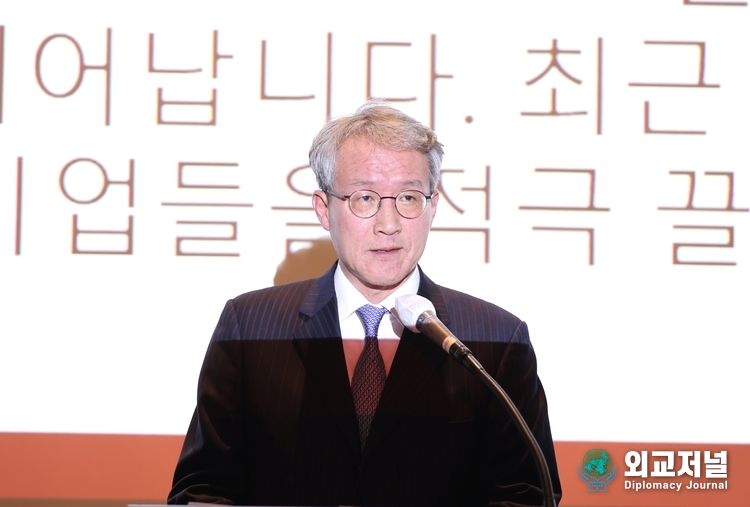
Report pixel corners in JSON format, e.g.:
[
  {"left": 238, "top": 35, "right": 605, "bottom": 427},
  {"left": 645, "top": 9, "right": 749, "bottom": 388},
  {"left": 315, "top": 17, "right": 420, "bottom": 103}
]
[{"left": 309, "top": 101, "right": 444, "bottom": 193}]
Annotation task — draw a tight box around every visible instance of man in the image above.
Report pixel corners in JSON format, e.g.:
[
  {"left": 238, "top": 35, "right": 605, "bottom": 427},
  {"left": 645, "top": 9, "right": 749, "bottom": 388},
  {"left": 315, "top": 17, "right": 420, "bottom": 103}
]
[{"left": 169, "top": 102, "right": 562, "bottom": 506}]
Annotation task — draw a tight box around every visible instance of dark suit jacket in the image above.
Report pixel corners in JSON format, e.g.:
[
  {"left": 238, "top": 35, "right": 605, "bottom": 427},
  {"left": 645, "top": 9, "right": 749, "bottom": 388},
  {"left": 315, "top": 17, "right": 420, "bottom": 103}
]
[{"left": 169, "top": 265, "right": 562, "bottom": 506}]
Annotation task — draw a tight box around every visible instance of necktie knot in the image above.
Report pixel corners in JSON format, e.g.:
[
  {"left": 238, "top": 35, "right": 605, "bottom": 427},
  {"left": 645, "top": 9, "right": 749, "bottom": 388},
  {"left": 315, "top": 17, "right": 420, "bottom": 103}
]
[{"left": 355, "top": 305, "right": 389, "bottom": 338}]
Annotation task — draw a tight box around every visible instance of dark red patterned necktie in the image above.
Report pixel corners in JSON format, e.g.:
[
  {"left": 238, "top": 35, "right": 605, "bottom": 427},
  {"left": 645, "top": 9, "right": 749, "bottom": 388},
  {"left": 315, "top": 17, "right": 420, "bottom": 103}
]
[{"left": 351, "top": 304, "right": 389, "bottom": 450}]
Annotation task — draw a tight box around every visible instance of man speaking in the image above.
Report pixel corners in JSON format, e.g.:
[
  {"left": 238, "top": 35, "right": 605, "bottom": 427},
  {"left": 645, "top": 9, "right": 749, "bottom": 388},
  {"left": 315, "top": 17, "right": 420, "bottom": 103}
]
[{"left": 168, "top": 102, "right": 562, "bottom": 506}]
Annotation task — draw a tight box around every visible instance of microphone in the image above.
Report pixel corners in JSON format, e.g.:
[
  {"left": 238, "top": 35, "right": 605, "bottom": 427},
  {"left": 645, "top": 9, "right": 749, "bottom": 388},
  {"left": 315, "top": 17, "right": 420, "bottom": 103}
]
[
  {"left": 395, "top": 294, "right": 482, "bottom": 373},
  {"left": 394, "top": 294, "right": 557, "bottom": 507}
]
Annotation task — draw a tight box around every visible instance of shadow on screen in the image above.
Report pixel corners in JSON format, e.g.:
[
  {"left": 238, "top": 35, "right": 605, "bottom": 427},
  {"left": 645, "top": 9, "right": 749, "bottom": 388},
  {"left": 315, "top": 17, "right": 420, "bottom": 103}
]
[{"left": 274, "top": 238, "right": 338, "bottom": 285}]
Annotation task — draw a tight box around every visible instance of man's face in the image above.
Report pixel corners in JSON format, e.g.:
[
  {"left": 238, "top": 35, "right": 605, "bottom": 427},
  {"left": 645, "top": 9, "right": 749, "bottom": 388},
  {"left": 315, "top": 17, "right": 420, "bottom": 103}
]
[{"left": 313, "top": 137, "right": 438, "bottom": 303}]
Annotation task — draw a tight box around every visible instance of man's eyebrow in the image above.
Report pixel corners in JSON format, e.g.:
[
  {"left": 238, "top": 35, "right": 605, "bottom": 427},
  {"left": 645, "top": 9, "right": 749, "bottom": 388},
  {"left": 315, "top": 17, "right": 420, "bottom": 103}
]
[
  {"left": 401, "top": 179, "right": 427, "bottom": 188},
  {"left": 347, "top": 179, "right": 375, "bottom": 187},
  {"left": 345, "top": 179, "right": 427, "bottom": 189}
]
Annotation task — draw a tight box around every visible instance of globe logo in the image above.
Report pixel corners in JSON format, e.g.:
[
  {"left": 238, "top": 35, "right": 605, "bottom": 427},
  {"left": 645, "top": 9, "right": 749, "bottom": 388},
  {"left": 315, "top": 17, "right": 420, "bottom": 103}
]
[
  {"left": 584, "top": 448, "right": 612, "bottom": 476},
  {"left": 579, "top": 448, "right": 617, "bottom": 492}
]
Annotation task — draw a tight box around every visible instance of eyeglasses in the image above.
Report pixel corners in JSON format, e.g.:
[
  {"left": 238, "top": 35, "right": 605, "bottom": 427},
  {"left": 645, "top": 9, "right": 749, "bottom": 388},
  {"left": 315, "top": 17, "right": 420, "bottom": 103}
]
[{"left": 327, "top": 189, "right": 433, "bottom": 219}]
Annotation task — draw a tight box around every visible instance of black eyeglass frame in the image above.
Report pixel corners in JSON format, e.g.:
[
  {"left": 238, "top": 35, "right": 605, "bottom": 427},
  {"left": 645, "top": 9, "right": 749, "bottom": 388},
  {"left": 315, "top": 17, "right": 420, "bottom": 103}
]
[{"left": 326, "top": 189, "right": 434, "bottom": 219}]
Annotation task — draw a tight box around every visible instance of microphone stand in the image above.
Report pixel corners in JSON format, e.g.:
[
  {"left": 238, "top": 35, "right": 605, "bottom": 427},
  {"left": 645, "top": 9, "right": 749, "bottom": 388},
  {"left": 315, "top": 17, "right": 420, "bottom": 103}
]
[{"left": 452, "top": 349, "right": 557, "bottom": 507}]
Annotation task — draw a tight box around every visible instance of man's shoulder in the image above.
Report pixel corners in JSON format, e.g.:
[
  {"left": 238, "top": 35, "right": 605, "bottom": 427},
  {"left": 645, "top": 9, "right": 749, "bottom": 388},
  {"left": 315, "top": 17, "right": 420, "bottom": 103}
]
[
  {"left": 431, "top": 283, "right": 525, "bottom": 342},
  {"left": 232, "top": 276, "right": 319, "bottom": 308},
  {"left": 210, "top": 276, "right": 331, "bottom": 342}
]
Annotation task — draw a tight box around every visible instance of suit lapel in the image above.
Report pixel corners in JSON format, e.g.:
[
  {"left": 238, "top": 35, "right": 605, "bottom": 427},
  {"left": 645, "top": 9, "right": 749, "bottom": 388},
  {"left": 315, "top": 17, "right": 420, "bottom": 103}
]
[
  {"left": 364, "top": 268, "right": 450, "bottom": 452},
  {"left": 290, "top": 266, "right": 452, "bottom": 456},
  {"left": 292, "top": 265, "right": 361, "bottom": 455}
]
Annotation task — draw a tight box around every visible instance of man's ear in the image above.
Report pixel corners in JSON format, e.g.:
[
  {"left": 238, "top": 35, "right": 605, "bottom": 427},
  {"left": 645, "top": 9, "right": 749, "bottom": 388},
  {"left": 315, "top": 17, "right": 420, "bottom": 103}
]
[
  {"left": 312, "top": 190, "right": 331, "bottom": 231},
  {"left": 429, "top": 189, "right": 439, "bottom": 223}
]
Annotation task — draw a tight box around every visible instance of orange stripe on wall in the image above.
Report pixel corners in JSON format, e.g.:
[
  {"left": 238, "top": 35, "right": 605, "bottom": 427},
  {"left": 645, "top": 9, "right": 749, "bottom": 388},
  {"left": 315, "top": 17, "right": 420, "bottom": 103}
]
[
  {"left": 0, "top": 433, "right": 747, "bottom": 506},
  {"left": 555, "top": 441, "right": 749, "bottom": 507},
  {"left": 0, "top": 433, "right": 183, "bottom": 500}
]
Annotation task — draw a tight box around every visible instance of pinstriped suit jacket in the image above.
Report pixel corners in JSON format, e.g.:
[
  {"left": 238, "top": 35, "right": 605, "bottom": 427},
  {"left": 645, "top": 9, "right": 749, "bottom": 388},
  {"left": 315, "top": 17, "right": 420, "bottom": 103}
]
[{"left": 169, "top": 265, "right": 562, "bottom": 506}]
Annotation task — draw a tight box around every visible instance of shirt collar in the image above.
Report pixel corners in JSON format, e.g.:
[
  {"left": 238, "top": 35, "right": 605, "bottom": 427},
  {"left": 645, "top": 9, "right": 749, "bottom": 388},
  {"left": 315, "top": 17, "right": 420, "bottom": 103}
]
[{"left": 334, "top": 265, "right": 421, "bottom": 321}]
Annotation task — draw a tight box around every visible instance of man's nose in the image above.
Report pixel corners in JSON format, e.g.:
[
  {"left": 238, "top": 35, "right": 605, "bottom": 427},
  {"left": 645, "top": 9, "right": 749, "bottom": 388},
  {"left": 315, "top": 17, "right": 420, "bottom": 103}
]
[{"left": 374, "top": 197, "right": 402, "bottom": 234}]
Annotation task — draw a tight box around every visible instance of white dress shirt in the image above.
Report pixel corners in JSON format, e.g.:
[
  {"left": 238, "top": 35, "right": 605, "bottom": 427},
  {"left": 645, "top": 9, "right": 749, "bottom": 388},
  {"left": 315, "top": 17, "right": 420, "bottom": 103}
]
[{"left": 334, "top": 265, "right": 421, "bottom": 382}]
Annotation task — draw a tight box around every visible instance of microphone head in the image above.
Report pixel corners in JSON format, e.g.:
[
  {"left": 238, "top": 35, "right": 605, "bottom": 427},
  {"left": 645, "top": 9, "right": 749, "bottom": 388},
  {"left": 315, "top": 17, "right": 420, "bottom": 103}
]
[{"left": 395, "top": 294, "right": 436, "bottom": 332}]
